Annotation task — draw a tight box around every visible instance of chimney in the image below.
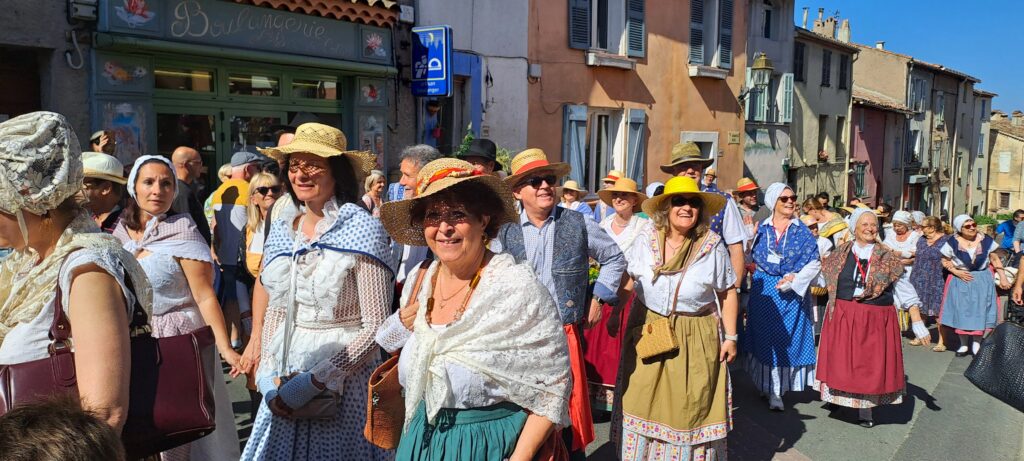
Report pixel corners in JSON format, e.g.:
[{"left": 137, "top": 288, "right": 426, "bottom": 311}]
[
  {"left": 1013, "top": 111, "right": 1024, "bottom": 127},
  {"left": 818, "top": 8, "right": 824, "bottom": 22},
  {"left": 992, "top": 110, "right": 1007, "bottom": 122},
  {"left": 876, "top": 41, "right": 886, "bottom": 50},
  {"left": 802, "top": 7, "right": 809, "bottom": 28},
  {"left": 812, "top": 8, "right": 829, "bottom": 36},
  {"left": 838, "top": 19, "right": 851, "bottom": 43},
  {"left": 822, "top": 17, "right": 837, "bottom": 39}
]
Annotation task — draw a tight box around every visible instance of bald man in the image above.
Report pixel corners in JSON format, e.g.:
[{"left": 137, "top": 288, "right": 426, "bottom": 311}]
[{"left": 171, "top": 146, "right": 211, "bottom": 243}]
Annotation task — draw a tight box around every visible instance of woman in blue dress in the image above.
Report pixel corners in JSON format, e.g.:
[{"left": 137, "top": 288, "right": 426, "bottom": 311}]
[{"left": 744, "top": 183, "right": 821, "bottom": 411}]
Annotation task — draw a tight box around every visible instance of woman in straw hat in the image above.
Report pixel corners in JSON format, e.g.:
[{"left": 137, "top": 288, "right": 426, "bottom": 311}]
[
  {"left": 375, "top": 158, "right": 571, "bottom": 460},
  {"left": 113, "top": 155, "right": 242, "bottom": 460},
  {"left": 558, "top": 179, "right": 592, "bottom": 215},
  {"left": 743, "top": 183, "right": 821, "bottom": 411},
  {"left": 0, "top": 112, "right": 152, "bottom": 431},
  {"left": 238, "top": 123, "right": 395, "bottom": 460},
  {"left": 610, "top": 176, "right": 738, "bottom": 461},
  {"left": 584, "top": 177, "right": 649, "bottom": 411},
  {"left": 816, "top": 208, "right": 915, "bottom": 428}
]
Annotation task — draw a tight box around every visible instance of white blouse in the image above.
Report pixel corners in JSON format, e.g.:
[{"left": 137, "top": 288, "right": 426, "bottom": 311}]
[
  {"left": 600, "top": 214, "right": 651, "bottom": 253},
  {"left": 940, "top": 237, "right": 1000, "bottom": 270},
  {"left": 626, "top": 229, "right": 736, "bottom": 316}
]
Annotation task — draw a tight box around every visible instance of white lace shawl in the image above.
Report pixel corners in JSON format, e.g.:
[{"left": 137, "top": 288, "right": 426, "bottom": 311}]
[
  {"left": 401, "top": 253, "right": 571, "bottom": 428},
  {"left": 600, "top": 214, "right": 651, "bottom": 254}
]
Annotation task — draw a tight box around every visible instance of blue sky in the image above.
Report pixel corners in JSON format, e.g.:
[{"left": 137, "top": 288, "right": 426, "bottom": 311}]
[{"left": 794, "top": 0, "right": 1023, "bottom": 112}]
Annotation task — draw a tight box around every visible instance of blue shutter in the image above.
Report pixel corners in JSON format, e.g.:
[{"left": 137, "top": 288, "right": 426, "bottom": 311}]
[
  {"left": 718, "top": 0, "right": 734, "bottom": 69},
  {"left": 626, "top": 109, "right": 647, "bottom": 183},
  {"left": 689, "top": 0, "right": 704, "bottom": 64},
  {"left": 780, "top": 73, "right": 794, "bottom": 123},
  {"left": 562, "top": 104, "right": 588, "bottom": 185},
  {"left": 626, "top": 0, "right": 646, "bottom": 58},
  {"left": 569, "top": 0, "right": 591, "bottom": 50}
]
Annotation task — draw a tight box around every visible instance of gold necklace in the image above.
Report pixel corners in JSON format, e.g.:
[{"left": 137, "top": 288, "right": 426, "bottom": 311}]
[
  {"left": 426, "top": 254, "right": 488, "bottom": 325},
  {"left": 436, "top": 271, "right": 472, "bottom": 302}
]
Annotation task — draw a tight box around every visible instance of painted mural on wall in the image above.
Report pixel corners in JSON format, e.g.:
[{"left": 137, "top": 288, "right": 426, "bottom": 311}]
[
  {"left": 359, "top": 79, "right": 386, "bottom": 106},
  {"left": 100, "top": 102, "right": 147, "bottom": 166},
  {"left": 115, "top": 0, "right": 156, "bottom": 28},
  {"left": 102, "top": 61, "right": 148, "bottom": 85},
  {"left": 359, "top": 114, "right": 385, "bottom": 170},
  {"left": 743, "top": 128, "right": 791, "bottom": 189}
]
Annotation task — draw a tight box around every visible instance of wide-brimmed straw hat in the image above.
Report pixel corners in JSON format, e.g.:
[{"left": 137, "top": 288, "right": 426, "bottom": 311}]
[
  {"left": 560, "top": 180, "right": 587, "bottom": 194},
  {"left": 504, "top": 148, "right": 571, "bottom": 187},
  {"left": 641, "top": 176, "right": 726, "bottom": 220},
  {"left": 82, "top": 151, "right": 127, "bottom": 185},
  {"left": 602, "top": 169, "right": 625, "bottom": 183},
  {"left": 598, "top": 177, "right": 647, "bottom": 212},
  {"left": 259, "top": 122, "right": 375, "bottom": 178},
  {"left": 381, "top": 158, "right": 517, "bottom": 246},
  {"left": 659, "top": 142, "right": 713, "bottom": 174}
]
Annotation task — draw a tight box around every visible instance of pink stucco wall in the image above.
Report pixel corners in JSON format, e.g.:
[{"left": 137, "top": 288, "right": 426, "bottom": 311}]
[{"left": 849, "top": 106, "right": 888, "bottom": 206}]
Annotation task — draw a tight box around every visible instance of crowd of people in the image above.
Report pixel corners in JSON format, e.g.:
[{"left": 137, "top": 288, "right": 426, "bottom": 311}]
[{"left": 0, "top": 110, "right": 1017, "bottom": 460}]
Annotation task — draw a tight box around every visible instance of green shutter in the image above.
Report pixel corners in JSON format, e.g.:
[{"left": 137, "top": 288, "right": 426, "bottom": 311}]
[{"left": 718, "top": 0, "right": 733, "bottom": 68}]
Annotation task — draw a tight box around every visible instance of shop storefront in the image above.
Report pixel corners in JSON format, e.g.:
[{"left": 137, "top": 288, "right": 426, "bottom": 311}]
[{"left": 93, "top": 0, "right": 399, "bottom": 191}]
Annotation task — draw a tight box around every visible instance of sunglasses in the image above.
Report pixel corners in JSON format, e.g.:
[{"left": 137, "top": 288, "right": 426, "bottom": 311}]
[
  {"left": 670, "top": 195, "right": 703, "bottom": 208},
  {"left": 255, "top": 185, "right": 282, "bottom": 196},
  {"left": 520, "top": 175, "right": 557, "bottom": 189},
  {"left": 962, "top": 223, "right": 977, "bottom": 230},
  {"left": 288, "top": 159, "right": 328, "bottom": 177},
  {"left": 777, "top": 195, "right": 797, "bottom": 203},
  {"left": 422, "top": 208, "right": 471, "bottom": 227}
]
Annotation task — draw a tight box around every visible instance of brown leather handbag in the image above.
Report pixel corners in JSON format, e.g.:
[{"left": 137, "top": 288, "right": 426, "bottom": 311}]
[{"left": 0, "top": 283, "right": 218, "bottom": 459}]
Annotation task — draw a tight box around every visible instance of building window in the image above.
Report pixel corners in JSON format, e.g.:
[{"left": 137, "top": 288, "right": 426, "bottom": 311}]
[
  {"left": 569, "top": 0, "right": 645, "bottom": 57},
  {"left": 688, "top": 0, "right": 734, "bottom": 69},
  {"left": 154, "top": 68, "right": 214, "bottom": 92},
  {"left": 910, "top": 77, "right": 927, "bottom": 112},
  {"left": 1000, "top": 151, "right": 1011, "bottom": 173},
  {"left": 1001, "top": 192, "right": 1011, "bottom": 209},
  {"left": 838, "top": 55, "right": 849, "bottom": 90},
  {"left": 560, "top": 104, "right": 627, "bottom": 192},
  {"left": 817, "top": 115, "right": 828, "bottom": 161},
  {"left": 228, "top": 73, "right": 280, "bottom": 97},
  {"left": 934, "top": 91, "right": 945, "bottom": 127},
  {"left": 906, "top": 129, "right": 921, "bottom": 164},
  {"left": 978, "top": 133, "right": 986, "bottom": 157},
  {"left": 821, "top": 50, "right": 832, "bottom": 87},
  {"left": 981, "top": 99, "right": 989, "bottom": 120},
  {"left": 292, "top": 78, "right": 338, "bottom": 100},
  {"left": 977, "top": 168, "right": 983, "bottom": 190},
  {"left": 762, "top": 0, "right": 774, "bottom": 39},
  {"left": 853, "top": 162, "right": 866, "bottom": 197},
  {"left": 793, "top": 42, "right": 805, "bottom": 82},
  {"left": 835, "top": 115, "right": 846, "bottom": 162}
]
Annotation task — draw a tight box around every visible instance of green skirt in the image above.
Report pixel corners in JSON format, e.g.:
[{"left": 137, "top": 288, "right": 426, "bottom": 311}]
[{"left": 396, "top": 401, "right": 528, "bottom": 461}]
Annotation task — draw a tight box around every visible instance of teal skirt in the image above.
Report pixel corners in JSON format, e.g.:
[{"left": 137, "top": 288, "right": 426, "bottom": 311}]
[{"left": 396, "top": 401, "right": 527, "bottom": 461}]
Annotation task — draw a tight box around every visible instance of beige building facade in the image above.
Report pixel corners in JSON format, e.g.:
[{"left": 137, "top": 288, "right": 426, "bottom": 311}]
[{"left": 987, "top": 114, "right": 1024, "bottom": 214}]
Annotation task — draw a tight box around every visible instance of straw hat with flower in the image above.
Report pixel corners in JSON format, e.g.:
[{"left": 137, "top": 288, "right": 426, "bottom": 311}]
[
  {"left": 258, "top": 122, "right": 375, "bottom": 179},
  {"left": 597, "top": 177, "right": 647, "bottom": 212},
  {"left": 504, "top": 148, "right": 571, "bottom": 187},
  {"left": 641, "top": 176, "right": 726, "bottom": 220},
  {"left": 381, "top": 158, "right": 518, "bottom": 246}
]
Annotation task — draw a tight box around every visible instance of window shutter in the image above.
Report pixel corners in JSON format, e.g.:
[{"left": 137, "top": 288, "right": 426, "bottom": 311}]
[
  {"left": 625, "top": 109, "right": 647, "bottom": 183},
  {"left": 689, "top": 0, "right": 704, "bottom": 64},
  {"left": 779, "top": 73, "right": 794, "bottom": 123},
  {"left": 793, "top": 42, "right": 805, "bottom": 82},
  {"left": 718, "top": 0, "right": 734, "bottom": 69},
  {"left": 821, "top": 50, "right": 831, "bottom": 87},
  {"left": 562, "top": 104, "right": 589, "bottom": 185},
  {"left": 568, "top": 0, "right": 591, "bottom": 50},
  {"left": 1000, "top": 151, "right": 1011, "bottom": 173},
  {"left": 755, "top": 77, "right": 770, "bottom": 122},
  {"left": 744, "top": 68, "right": 753, "bottom": 121},
  {"left": 626, "top": 0, "right": 646, "bottom": 58}
]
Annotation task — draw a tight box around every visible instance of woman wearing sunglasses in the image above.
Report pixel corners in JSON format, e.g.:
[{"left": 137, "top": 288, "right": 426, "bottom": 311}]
[
  {"left": 613, "top": 176, "right": 737, "bottom": 460},
  {"left": 243, "top": 172, "right": 283, "bottom": 281},
  {"left": 743, "top": 183, "right": 821, "bottom": 411},
  {"left": 938, "top": 215, "right": 1008, "bottom": 357}
]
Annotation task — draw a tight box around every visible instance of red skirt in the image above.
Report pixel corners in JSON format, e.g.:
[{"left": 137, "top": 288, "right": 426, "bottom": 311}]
[
  {"left": 583, "top": 293, "right": 634, "bottom": 386},
  {"left": 817, "top": 299, "right": 905, "bottom": 395},
  {"left": 564, "top": 323, "right": 595, "bottom": 452}
]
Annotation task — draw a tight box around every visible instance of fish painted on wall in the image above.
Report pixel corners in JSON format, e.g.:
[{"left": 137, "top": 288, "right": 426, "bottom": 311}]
[
  {"left": 103, "top": 61, "right": 148, "bottom": 85},
  {"left": 115, "top": 0, "right": 155, "bottom": 28}
]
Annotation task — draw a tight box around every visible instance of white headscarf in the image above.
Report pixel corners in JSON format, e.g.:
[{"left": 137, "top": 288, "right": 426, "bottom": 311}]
[
  {"left": 645, "top": 181, "right": 664, "bottom": 197},
  {"left": 911, "top": 211, "right": 926, "bottom": 226},
  {"left": 127, "top": 155, "right": 177, "bottom": 201},
  {"left": 848, "top": 207, "right": 877, "bottom": 233},
  {"left": 953, "top": 214, "right": 973, "bottom": 233},
  {"left": 763, "top": 182, "right": 790, "bottom": 218},
  {"left": 892, "top": 210, "right": 913, "bottom": 225}
]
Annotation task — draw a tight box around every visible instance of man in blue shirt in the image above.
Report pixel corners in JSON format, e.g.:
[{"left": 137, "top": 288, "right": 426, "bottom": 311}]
[{"left": 998, "top": 209, "right": 1024, "bottom": 251}]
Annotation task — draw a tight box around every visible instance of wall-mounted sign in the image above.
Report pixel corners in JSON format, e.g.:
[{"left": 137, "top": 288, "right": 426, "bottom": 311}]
[
  {"left": 411, "top": 25, "right": 452, "bottom": 98},
  {"left": 100, "top": 0, "right": 392, "bottom": 65}
]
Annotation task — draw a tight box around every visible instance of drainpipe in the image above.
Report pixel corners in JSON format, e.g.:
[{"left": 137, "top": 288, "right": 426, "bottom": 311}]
[
  {"left": 903, "top": 60, "right": 913, "bottom": 211},
  {"left": 947, "top": 77, "right": 965, "bottom": 216}
]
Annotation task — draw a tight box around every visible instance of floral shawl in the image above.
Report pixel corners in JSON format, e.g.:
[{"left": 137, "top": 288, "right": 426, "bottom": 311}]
[{"left": 821, "top": 241, "right": 903, "bottom": 316}]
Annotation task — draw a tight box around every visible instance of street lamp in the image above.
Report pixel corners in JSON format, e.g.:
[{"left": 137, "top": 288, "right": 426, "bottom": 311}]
[{"left": 750, "top": 52, "right": 774, "bottom": 89}]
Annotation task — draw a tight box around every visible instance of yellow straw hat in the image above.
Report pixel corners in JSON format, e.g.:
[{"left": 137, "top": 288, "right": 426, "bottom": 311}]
[
  {"left": 504, "top": 148, "right": 571, "bottom": 187},
  {"left": 380, "top": 158, "right": 517, "bottom": 246},
  {"left": 560, "top": 179, "right": 587, "bottom": 193},
  {"left": 597, "top": 177, "right": 647, "bottom": 212},
  {"left": 641, "top": 176, "right": 726, "bottom": 220},
  {"left": 659, "top": 142, "right": 713, "bottom": 174},
  {"left": 259, "top": 122, "right": 375, "bottom": 178}
]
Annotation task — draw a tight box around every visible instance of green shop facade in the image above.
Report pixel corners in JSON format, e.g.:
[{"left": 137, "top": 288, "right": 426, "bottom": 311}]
[{"left": 94, "top": 0, "right": 397, "bottom": 191}]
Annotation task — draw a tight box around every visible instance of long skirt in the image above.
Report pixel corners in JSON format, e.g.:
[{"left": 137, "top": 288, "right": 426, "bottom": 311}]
[
  {"left": 583, "top": 293, "right": 635, "bottom": 411},
  {"left": 940, "top": 270, "right": 999, "bottom": 335},
  {"left": 613, "top": 308, "right": 730, "bottom": 461},
  {"left": 564, "top": 323, "right": 595, "bottom": 452},
  {"left": 397, "top": 401, "right": 528, "bottom": 460},
  {"left": 815, "top": 299, "right": 905, "bottom": 408},
  {"left": 151, "top": 308, "right": 241, "bottom": 461},
  {"left": 742, "top": 271, "right": 816, "bottom": 396}
]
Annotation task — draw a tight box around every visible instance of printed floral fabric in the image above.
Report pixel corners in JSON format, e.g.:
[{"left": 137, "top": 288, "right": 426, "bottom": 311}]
[{"left": 821, "top": 241, "right": 903, "bottom": 315}]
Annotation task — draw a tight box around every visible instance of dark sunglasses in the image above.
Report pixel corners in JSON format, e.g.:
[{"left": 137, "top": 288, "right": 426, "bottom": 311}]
[
  {"left": 670, "top": 195, "right": 703, "bottom": 208},
  {"left": 962, "top": 223, "right": 977, "bottom": 230},
  {"left": 777, "top": 195, "right": 797, "bottom": 203},
  {"left": 255, "top": 185, "right": 283, "bottom": 196},
  {"left": 521, "top": 175, "right": 557, "bottom": 189}
]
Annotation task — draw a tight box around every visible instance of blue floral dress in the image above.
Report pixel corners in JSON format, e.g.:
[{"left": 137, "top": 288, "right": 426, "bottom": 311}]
[{"left": 909, "top": 235, "right": 950, "bottom": 317}]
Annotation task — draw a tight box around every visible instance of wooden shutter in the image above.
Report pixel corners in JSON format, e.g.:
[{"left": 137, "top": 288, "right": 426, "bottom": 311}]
[
  {"left": 779, "top": 73, "right": 794, "bottom": 123},
  {"left": 744, "top": 68, "right": 753, "bottom": 121},
  {"left": 755, "top": 78, "right": 769, "bottom": 123},
  {"left": 562, "top": 105, "right": 589, "bottom": 185},
  {"left": 568, "top": 0, "right": 591, "bottom": 50},
  {"left": 821, "top": 50, "right": 831, "bottom": 87},
  {"left": 625, "top": 109, "right": 647, "bottom": 183},
  {"left": 689, "top": 0, "right": 704, "bottom": 64},
  {"left": 793, "top": 42, "right": 805, "bottom": 81},
  {"left": 718, "top": 0, "right": 734, "bottom": 69},
  {"left": 626, "top": 0, "right": 646, "bottom": 57},
  {"left": 839, "top": 55, "right": 849, "bottom": 89}
]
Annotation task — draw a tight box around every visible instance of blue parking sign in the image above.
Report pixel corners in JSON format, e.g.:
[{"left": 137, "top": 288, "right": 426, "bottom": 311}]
[{"left": 411, "top": 25, "right": 453, "bottom": 97}]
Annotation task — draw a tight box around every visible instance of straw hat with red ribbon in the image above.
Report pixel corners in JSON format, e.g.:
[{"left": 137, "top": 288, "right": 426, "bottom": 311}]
[
  {"left": 504, "top": 148, "right": 571, "bottom": 187},
  {"left": 381, "top": 158, "right": 517, "bottom": 246},
  {"left": 736, "top": 177, "right": 759, "bottom": 193}
]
